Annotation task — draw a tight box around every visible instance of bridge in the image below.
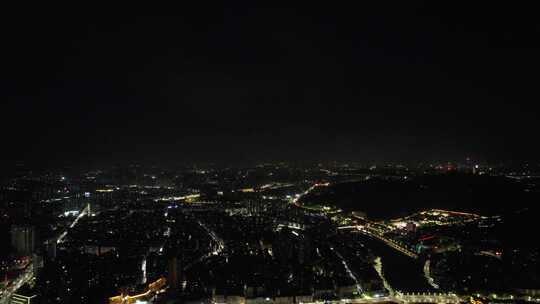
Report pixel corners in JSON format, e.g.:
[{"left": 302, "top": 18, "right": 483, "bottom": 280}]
[
  {"left": 294, "top": 292, "right": 462, "bottom": 303},
  {"left": 339, "top": 212, "right": 419, "bottom": 259},
  {"left": 394, "top": 292, "right": 462, "bottom": 303},
  {"left": 339, "top": 225, "right": 418, "bottom": 259}
]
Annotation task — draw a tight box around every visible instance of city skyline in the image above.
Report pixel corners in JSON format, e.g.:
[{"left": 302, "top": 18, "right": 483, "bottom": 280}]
[
  {"left": 2, "top": 3, "right": 540, "bottom": 304},
  {"left": 1, "top": 162, "right": 539, "bottom": 303}
]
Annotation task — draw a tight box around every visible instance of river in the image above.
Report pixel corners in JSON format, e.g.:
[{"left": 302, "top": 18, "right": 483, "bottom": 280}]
[{"left": 357, "top": 234, "right": 436, "bottom": 293}]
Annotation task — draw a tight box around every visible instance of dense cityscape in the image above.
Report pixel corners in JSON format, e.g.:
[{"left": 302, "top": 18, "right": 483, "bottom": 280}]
[
  {"left": 3, "top": 2, "right": 540, "bottom": 304},
  {"left": 1, "top": 161, "right": 539, "bottom": 304}
]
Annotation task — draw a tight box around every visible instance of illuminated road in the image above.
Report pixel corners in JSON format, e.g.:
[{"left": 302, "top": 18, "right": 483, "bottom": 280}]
[
  {"left": 290, "top": 182, "right": 330, "bottom": 206},
  {"left": 183, "top": 220, "right": 225, "bottom": 270},
  {"left": 197, "top": 220, "right": 225, "bottom": 255},
  {"left": 109, "top": 277, "right": 167, "bottom": 304},
  {"left": 423, "top": 260, "right": 440, "bottom": 289},
  {"left": 57, "top": 203, "right": 90, "bottom": 244},
  {"left": 394, "top": 292, "right": 462, "bottom": 303},
  {"left": 289, "top": 292, "right": 463, "bottom": 303},
  {"left": 329, "top": 247, "right": 363, "bottom": 296},
  {"left": 1, "top": 205, "right": 90, "bottom": 303},
  {"left": 373, "top": 257, "right": 393, "bottom": 296},
  {"left": 286, "top": 292, "right": 462, "bottom": 303},
  {"left": 0, "top": 264, "right": 34, "bottom": 304},
  {"left": 340, "top": 213, "right": 418, "bottom": 259},
  {"left": 339, "top": 225, "right": 418, "bottom": 259}
]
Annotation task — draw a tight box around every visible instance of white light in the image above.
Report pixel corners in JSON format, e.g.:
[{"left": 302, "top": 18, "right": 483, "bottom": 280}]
[
  {"left": 141, "top": 257, "right": 147, "bottom": 284},
  {"left": 64, "top": 210, "right": 80, "bottom": 217}
]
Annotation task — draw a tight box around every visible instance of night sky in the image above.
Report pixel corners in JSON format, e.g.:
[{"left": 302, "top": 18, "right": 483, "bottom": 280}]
[{"left": 2, "top": 3, "right": 540, "bottom": 166}]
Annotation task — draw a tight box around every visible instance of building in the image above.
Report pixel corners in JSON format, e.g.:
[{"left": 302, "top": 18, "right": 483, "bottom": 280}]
[
  {"left": 405, "top": 222, "right": 416, "bottom": 233},
  {"left": 44, "top": 238, "right": 57, "bottom": 260},
  {"left": 11, "top": 225, "right": 35, "bottom": 256},
  {"left": 10, "top": 293, "right": 37, "bottom": 304},
  {"left": 168, "top": 256, "right": 179, "bottom": 291},
  {"left": 31, "top": 253, "right": 43, "bottom": 277}
]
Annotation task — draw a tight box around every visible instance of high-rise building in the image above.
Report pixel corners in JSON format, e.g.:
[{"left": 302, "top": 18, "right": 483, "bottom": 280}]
[
  {"left": 405, "top": 222, "right": 416, "bottom": 233},
  {"left": 44, "top": 238, "right": 57, "bottom": 260},
  {"left": 10, "top": 225, "right": 35, "bottom": 256},
  {"left": 32, "top": 253, "right": 43, "bottom": 277},
  {"left": 168, "top": 256, "right": 179, "bottom": 292}
]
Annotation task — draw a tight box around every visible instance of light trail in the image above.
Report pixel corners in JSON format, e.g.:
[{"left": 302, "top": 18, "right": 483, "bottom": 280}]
[
  {"left": 423, "top": 260, "right": 439, "bottom": 289},
  {"left": 342, "top": 226, "right": 418, "bottom": 259},
  {"left": 183, "top": 220, "right": 225, "bottom": 270},
  {"left": 290, "top": 183, "right": 330, "bottom": 206},
  {"left": 57, "top": 203, "right": 90, "bottom": 244},
  {"left": 329, "top": 247, "right": 363, "bottom": 296},
  {"left": 373, "top": 257, "right": 393, "bottom": 296},
  {"left": 0, "top": 263, "right": 34, "bottom": 304}
]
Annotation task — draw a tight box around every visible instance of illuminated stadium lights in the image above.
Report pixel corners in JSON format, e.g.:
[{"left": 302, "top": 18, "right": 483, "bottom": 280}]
[{"left": 96, "top": 189, "right": 115, "bottom": 193}]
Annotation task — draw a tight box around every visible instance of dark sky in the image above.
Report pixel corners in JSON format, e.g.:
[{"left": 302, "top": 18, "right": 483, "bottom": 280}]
[{"left": 2, "top": 3, "right": 540, "bottom": 166}]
